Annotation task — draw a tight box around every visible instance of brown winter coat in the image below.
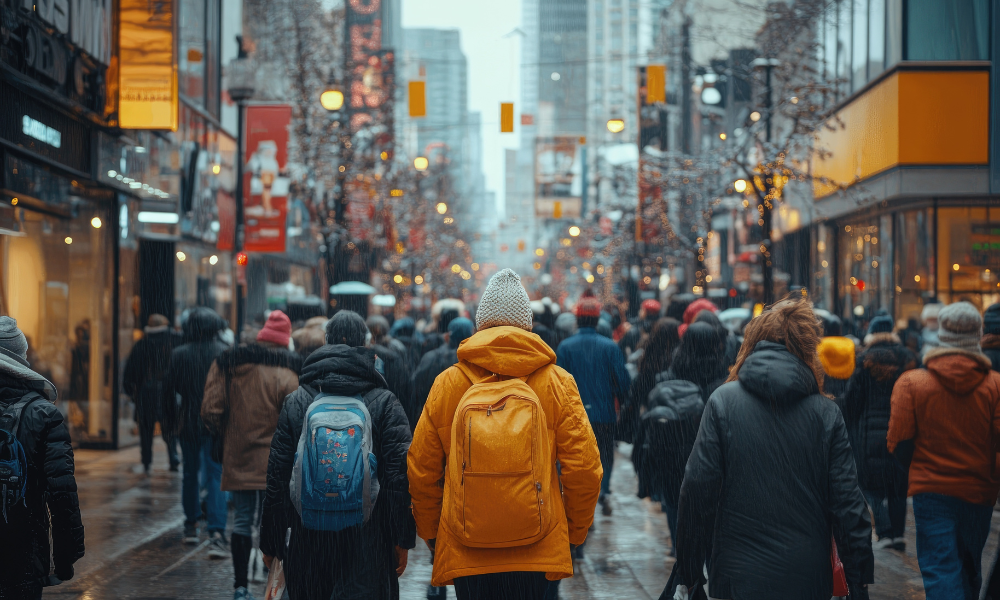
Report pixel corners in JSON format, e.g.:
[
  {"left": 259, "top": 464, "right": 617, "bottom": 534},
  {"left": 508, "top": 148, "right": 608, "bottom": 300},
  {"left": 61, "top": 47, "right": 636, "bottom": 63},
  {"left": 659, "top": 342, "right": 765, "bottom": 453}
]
[
  {"left": 888, "top": 347, "right": 1000, "bottom": 506},
  {"left": 202, "top": 343, "right": 301, "bottom": 491},
  {"left": 408, "top": 326, "right": 603, "bottom": 586}
]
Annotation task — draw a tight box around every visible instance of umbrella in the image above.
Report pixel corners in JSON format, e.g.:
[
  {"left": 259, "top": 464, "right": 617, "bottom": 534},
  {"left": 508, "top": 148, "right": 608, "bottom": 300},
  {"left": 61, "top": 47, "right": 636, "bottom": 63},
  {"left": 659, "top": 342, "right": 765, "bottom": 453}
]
[{"left": 329, "top": 281, "right": 377, "bottom": 295}]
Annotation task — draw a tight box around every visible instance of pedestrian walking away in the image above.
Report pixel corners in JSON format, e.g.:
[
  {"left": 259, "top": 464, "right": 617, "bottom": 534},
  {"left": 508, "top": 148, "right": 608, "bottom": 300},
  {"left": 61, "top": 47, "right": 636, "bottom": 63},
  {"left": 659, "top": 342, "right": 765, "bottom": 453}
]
[
  {"left": 367, "top": 315, "right": 416, "bottom": 425},
  {"left": 260, "top": 310, "right": 416, "bottom": 600},
  {"left": 816, "top": 311, "right": 856, "bottom": 400},
  {"left": 202, "top": 310, "right": 302, "bottom": 599},
  {"left": 669, "top": 298, "right": 874, "bottom": 600},
  {"left": 841, "top": 314, "right": 917, "bottom": 552},
  {"left": 410, "top": 317, "right": 475, "bottom": 431},
  {"left": 408, "top": 268, "right": 603, "bottom": 600},
  {"left": 122, "top": 313, "right": 180, "bottom": 474},
  {"left": 618, "top": 317, "right": 681, "bottom": 446},
  {"left": 982, "top": 302, "right": 1000, "bottom": 371},
  {"left": 557, "top": 290, "right": 630, "bottom": 516},
  {"left": 889, "top": 302, "right": 1000, "bottom": 600},
  {"left": 0, "top": 316, "right": 85, "bottom": 600},
  {"left": 161, "top": 307, "right": 229, "bottom": 547}
]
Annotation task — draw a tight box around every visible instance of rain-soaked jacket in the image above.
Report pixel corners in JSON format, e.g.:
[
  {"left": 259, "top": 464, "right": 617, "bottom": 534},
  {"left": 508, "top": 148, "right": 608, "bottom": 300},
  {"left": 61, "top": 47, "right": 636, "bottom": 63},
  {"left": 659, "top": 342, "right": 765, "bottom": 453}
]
[
  {"left": 888, "top": 347, "right": 1000, "bottom": 506},
  {"left": 162, "top": 308, "right": 228, "bottom": 441},
  {"left": 408, "top": 326, "right": 602, "bottom": 586},
  {"left": 201, "top": 343, "right": 301, "bottom": 490},
  {"left": 676, "top": 341, "right": 874, "bottom": 600},
  {"left": 260, "top": 344, "right": 415, "bottom": 600},
  {"left": 841, "top": 333, "right": 917, "bottom": 494},
  {"left": 409, "top": 344, "right": 458, "bottom": 431}
]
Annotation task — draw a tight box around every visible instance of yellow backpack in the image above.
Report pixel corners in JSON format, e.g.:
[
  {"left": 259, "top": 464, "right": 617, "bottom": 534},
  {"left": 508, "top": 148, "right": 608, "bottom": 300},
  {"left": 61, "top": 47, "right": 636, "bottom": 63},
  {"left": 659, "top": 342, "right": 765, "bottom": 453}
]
[{"left": 443, "top": 364, "right": 555, "bottom": 548}]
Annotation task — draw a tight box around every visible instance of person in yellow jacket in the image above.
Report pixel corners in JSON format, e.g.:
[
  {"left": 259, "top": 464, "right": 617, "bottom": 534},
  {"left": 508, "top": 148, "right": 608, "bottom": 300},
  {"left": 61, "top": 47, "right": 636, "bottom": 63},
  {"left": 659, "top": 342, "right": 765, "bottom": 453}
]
[{"left": 408, "top": 268, "right": 603, "bottom": 600}]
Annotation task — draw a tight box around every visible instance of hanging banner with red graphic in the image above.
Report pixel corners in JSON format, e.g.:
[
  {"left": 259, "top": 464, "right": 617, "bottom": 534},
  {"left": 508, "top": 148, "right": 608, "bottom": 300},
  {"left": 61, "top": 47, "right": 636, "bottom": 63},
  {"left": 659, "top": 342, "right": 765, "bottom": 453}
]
[{"left": 244, "top": 105, "right": 291, "bottom": 253}]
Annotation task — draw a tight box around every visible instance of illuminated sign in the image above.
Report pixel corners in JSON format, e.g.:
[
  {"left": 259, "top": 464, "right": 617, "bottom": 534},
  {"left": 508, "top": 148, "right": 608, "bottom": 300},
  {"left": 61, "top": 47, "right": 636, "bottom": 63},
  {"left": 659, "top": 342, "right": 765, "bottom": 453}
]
[
  {"left": 119, "top": 0, "right": 178, "bottom": 130},
  {"left": 21, "top": 116, "right": 62, "bottom": 148}
]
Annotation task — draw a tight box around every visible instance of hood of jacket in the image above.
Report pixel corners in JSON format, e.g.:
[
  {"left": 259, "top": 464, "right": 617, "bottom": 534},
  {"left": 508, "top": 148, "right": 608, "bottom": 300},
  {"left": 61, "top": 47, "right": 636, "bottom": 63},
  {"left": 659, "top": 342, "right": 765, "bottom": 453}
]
[
  {"left": 299, "top": 344, "right": 387, "bottom": 396},
  {"left": 924, "top": 347, "right": 992, "bottom": 395},
  {"left": 647, "top": 379, "right": 704, "bottom": 421},
  {"left": 738, "top": 340, "right": 820, "bottom": 405},
  {"left": 818, "top": 336, "right": 856, "bottom": 379},
  {"left": 456, "top": 325, "right": 555, "bottom": 377},
  {"left": 863, "top": 331, "right": 901, "bottom": 347},
  {"left": 216, "top": 343, "right": 302, "bottom": 376},
  {"left": 183, "top": 307, "right": 226, "bottom": 342}
]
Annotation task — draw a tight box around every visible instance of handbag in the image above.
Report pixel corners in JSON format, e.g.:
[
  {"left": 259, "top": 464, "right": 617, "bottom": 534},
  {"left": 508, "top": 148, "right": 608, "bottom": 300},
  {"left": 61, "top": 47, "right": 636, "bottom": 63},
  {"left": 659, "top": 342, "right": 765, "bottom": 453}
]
[{"left": 832, "top": 536, "right": 849, "bottom": 597}]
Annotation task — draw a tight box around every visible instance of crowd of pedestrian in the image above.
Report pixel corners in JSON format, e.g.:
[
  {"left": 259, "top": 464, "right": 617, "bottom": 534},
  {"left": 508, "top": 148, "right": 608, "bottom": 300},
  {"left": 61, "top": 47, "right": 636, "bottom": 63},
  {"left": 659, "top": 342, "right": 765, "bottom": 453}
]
[{"left": 7, "top": 265, "right": 1000, "bottom": 600}]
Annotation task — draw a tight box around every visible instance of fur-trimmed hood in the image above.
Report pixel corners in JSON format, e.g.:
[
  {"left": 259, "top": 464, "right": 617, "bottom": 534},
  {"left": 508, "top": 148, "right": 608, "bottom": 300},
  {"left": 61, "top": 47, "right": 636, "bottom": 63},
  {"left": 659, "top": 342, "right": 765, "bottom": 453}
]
[
  {"left": 924, "top": 346, "right": 992, "bottom": 394},
  {"left": 863, "top": 331, "right": 901, "bottom": 347},
  {"left": 215, "top": 343, "right": 302, "bottom": 376}
]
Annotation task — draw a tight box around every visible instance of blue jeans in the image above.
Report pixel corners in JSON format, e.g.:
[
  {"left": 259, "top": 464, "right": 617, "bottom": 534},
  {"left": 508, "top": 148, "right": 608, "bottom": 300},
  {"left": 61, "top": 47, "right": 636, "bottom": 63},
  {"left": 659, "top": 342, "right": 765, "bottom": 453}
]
[
  {"left": 231, "top": 490, "right": 263, "bottom": 538},
  {"left": 912, "top": 493, "right": 993, "bottom": 600},
  {"left": 180, "top": 433, "right": 226, "bottom": 533},
  {"left": 661, "top": 499, "right": 679, "bottom": 549}
]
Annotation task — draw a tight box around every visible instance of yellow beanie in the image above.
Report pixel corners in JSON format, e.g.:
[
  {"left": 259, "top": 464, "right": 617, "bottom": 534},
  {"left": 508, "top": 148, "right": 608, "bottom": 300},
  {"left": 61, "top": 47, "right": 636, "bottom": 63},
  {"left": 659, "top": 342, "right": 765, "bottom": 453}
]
[{"left": 818, "top": 336, "right": 856, "bottom": 379}]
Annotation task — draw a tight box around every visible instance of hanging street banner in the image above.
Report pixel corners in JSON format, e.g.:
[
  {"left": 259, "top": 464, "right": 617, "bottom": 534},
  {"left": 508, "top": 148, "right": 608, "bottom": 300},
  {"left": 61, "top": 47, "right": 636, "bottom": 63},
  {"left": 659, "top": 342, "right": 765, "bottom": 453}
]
[{"left": 244, "top": 105, "right": 291, "bottom": 253}]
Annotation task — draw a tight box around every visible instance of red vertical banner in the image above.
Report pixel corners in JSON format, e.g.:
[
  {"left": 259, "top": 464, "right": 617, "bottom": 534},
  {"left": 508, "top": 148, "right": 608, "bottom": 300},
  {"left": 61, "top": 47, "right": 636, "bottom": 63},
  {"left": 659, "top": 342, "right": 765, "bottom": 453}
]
[{"left": 244, "top": 105, "right": 291, "bottom": 253}]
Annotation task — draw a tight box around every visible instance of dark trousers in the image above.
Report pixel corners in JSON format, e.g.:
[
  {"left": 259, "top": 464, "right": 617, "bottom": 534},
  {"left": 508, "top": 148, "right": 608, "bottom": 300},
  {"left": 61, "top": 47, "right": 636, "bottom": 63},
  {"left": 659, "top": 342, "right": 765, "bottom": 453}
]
[
  {"left": 454, "top": 572, "right": 550, "bottom": 600},
  {"left": 591, "top": 423, "right": 616, "bottom": 498},
  {"left": 136, "top": 404, "right": 179, "bottom": 468},
  {"left": 863, "top": 488, "right": 907, "bottom": 539},
  {"left": 913, "top": 493, "right": 993, "bottom": 600}
]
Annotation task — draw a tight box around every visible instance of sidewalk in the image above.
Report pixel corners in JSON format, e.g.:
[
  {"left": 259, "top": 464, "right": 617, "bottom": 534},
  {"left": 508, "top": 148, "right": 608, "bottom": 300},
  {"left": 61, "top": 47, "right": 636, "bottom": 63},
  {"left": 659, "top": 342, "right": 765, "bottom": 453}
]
[{"left": 44, "top": 440, "right": 1000, "bottom": 599}]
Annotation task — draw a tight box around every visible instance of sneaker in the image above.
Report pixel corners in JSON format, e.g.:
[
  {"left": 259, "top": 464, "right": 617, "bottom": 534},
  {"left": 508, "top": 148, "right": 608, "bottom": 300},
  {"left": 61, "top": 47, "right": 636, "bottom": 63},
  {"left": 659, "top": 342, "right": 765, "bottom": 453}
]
[
  {"left": 601, "top": 499, "right": 613, "bottom": 516},
  {"left": 874, "top": 537, "right": 895, "bottom": 550},
  {"left": 427, "top": 585, "right": 447, "bottom": 599},
  {"left": 183, "top": 524, "right": 199, "bottom": 545},
  {"left": 233, "top": 586, "right": 255, "bottom": 600},
  {"left": 207, "top": 531, "right": 228, "bottom": 559},
  {"left": 572, "top": 545, "right": 585, "bottom": 560}
]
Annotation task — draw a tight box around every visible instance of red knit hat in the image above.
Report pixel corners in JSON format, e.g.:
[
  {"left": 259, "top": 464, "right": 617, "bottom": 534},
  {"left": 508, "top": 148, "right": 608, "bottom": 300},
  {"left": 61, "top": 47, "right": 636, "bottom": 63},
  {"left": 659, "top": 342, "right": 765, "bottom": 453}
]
[
  {"left": 257, "top": 310, "right": 292, "bottom": 347},
  {"left": 575, "top": 297, "right": 602, "bottom": 318},
  {"left": 641, "top": 299, "right": 662, "bottom": 315}
]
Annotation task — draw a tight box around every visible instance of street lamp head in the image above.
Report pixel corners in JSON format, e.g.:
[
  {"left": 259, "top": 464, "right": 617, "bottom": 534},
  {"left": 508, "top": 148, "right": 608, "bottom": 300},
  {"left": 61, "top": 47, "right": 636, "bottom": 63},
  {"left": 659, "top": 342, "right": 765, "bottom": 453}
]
[
  {"left": 734, "top": 179, "right": 748, "bottom": 192},
  {"left": 225, "top": 36, "right": 255, "bottom": 102},
  {"left": 436, "top": 202, "right": 448, "bottom": 214},
  {"left": 568, "top": 225, "right": 581, "bottom": 237},
  {"left": 606, "top": 118, "right": 625, "bottom": 133},
  {"left": 320, "top": 87, "right": 345, "bottom": 112},
  {"left": 414, "top": 156, "right": 429, "bottom": 171}
]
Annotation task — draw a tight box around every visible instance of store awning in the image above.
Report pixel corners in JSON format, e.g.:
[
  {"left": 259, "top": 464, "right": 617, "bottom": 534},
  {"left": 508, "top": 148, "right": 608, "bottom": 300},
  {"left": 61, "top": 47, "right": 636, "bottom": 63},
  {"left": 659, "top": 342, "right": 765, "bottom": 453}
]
[{"left": 329, "top": 281, "right": 377, "bottom": 295}]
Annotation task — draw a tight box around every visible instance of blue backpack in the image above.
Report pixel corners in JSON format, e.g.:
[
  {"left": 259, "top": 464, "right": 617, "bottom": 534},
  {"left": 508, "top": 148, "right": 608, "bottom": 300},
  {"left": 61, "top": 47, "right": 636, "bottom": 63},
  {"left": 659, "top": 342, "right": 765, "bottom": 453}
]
[
  {"left": 0, "top": 393, "right": 41, "bottom": 523},
  {"left": 289, "top": 393, "right": 379, "bottom": 531}
]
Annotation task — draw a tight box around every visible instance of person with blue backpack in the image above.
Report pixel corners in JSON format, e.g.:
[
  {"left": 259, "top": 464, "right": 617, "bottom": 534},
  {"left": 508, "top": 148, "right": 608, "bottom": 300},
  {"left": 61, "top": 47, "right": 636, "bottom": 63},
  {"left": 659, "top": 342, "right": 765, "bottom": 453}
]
[
  {"left": 0, "top": 317, "right": 84, "bottom": 599},
  {"left": 260, "top": 310, "right": 416, "bottom": 600}
]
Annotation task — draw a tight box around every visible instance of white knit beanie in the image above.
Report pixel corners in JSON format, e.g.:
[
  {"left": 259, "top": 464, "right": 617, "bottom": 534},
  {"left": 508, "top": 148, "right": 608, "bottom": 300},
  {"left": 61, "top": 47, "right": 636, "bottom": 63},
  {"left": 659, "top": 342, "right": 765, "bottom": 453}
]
[
  {"left": 937, "top": 301, "right": 983, "bottom": 354},
  {"left": 476, "top": 269, "right": 534, "bottom": 331}
]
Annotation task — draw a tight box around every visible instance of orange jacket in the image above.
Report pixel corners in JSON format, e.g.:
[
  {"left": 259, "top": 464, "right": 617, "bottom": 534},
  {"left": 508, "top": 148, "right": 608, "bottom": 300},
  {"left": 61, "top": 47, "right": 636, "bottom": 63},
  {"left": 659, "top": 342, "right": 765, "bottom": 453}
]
[
  {"left": 408, "top": 326, "right": 602, "bottom": 585},
  {"left": 888, "top": 347, "right": 1000, "bottom": 506}
]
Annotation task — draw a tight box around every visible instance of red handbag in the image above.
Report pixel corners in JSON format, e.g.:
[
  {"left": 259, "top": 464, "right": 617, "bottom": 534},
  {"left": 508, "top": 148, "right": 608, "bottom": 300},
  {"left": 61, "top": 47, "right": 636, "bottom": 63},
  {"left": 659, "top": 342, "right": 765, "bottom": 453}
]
[{"left": 831, "top": 536, "right": 849, "bottom": 597}]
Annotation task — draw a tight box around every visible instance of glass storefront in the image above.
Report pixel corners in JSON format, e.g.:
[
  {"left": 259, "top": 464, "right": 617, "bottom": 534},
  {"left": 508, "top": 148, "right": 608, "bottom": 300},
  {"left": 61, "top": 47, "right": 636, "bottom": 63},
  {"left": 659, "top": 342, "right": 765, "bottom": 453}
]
[
  {"left": 937, "top": 206, "right": 1000, "bottom": 310},
  {"left": 1, "top": 201, "right": 115, "bottom": 445},
  {"left": 893, "top": 208, "right": 935, "bottom": 323},
  {"left": 176, "top": 242, "right": 233, "bottom": 325},
  {"left": 837, "top": 214, "right": 892, "bottom": 326}
]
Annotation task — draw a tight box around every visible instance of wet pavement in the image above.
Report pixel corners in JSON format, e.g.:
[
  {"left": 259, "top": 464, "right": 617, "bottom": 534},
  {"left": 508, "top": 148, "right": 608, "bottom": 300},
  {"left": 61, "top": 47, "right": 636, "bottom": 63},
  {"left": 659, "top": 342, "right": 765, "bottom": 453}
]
[{"left": 44, "top": 440, "right": 1000, "bottom": 599}]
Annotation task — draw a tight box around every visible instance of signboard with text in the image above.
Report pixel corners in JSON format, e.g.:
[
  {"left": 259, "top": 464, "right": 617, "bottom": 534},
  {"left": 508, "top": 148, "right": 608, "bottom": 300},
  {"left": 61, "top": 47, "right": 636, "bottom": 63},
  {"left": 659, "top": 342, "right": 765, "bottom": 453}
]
[
  {"left": 534, "top": 136, "right": 583, "bottom": 219},
  {"left": 119, "top": 0, "right": 178, "bottom": 130},
  {"left": 243, "top": 105, "right": 291, "bottom": 253}
]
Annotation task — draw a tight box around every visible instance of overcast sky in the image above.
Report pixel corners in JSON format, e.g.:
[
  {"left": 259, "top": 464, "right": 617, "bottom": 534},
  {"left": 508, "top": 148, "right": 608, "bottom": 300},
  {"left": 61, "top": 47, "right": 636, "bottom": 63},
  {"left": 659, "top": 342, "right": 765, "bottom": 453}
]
[{"left": 402, "top": 0, "right": 522, "bottom": 214}]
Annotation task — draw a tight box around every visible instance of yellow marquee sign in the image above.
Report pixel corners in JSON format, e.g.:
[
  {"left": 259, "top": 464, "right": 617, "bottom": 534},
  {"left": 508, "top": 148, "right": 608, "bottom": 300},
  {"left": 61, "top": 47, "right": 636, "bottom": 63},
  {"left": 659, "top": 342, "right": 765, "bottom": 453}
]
[{"left": 119, "top": 0, "right": 178, "bottom": 130}]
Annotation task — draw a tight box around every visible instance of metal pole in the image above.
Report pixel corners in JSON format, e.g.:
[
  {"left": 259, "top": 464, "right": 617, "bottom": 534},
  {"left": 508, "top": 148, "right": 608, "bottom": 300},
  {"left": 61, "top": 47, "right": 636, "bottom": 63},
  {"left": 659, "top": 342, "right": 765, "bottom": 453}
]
[
  {"left": 235, "top": 100, "right": 246, "bottom": 335},
  {"left": 761, "top": 63, "right": 774, "bottom": 306}
]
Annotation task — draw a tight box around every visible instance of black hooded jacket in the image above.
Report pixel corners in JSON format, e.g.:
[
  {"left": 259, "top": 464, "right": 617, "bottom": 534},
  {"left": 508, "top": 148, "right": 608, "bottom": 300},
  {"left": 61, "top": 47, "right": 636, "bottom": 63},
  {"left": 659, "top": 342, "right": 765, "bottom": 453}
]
[
  {"left": 632, "top": 377, "right": 704, "bottom": 502},
  {"left": 122, "top": 329, "right": 176, "bottom": 421},
  {"left": 408, "top": 344, "right": 458, "bottom": 431},
  {"left": 0, "top": 376, "right": 84, "bottom": 593},
  {"left": 676, "top": 341, "right": 873, "bottom": 600},
  {"left": 260, "top": 345, "right": 416, "bottom": 600},
  {"left": 162, "top": 309, "right": 228, "bottom": 440},
  {"left": 840, "top": 334, "right": 918, "bottom": 494}
]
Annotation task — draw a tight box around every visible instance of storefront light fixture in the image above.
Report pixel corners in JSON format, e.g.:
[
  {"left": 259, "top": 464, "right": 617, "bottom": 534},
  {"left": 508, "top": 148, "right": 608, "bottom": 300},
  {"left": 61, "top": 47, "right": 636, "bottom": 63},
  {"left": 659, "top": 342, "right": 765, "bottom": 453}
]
[
  {"left": 535, "top": 248, "right": 544, "bottom": 256},
  {"left": 209, "top": 255, "right": 219, "bottom": 265},
  {"left": 393, "top": 274, "right": 403, "bottom": 283},
  {"left": 953, "top": 263, "right": 960, "bottom": 271},
  {"left": 138, "top": 211, "right": 180, "bottom": 224},
  {"left": 64, "top": 236, "right": 72, "bottom": 245},
  {"left": 750, "top": 111, "right": 761, "bottom": 122},
  {"left": 212, "top": 164, "right": 221, "bottom": 175},
  {"left": 320, "top": 87, "right": 345, "bottom": 112},
  {"left": 10, "top": 198, "right": 17, "bottom": 206},
  {"left": 414, "top": 156, "right": 429, "bottom": 171},
  {"left": 606, "top": 118, "right": 625, "bottom": 134},
  {"left": 436, "top": 202, "right": 448, "bottom": 214},
  {"left": 719, "top": 133, "right": 727, "bottom": 140},
  {"left": 914, "top": 275, "right": 921, "bottom": 282},
  {"left": 91, "top": 217, "right": 102, "bottom": 228},
  {"left": 414, "top": 275, "right": 424, "bottom": 285},
  {"left": 176, "top": 251, "right": 187, "bottom": 262},
  {"left": 568, "top": 225, "right": 581, "bottom": 237}
]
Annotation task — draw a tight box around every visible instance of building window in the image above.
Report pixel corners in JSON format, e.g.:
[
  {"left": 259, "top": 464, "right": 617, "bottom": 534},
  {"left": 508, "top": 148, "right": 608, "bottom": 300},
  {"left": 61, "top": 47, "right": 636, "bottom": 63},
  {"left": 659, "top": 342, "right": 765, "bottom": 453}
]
[
  {"left": 894, "top": 207, "right": 934, "bottom": 322},
  {"left": 906, "top": 0, "right": 989, "bottom": 60},
  {"left": 937, "top": 206, "right": 1000, "bottom": 310},
  {"left": 852, "top": 0, "right": 868, "bottom": 91},
  {"left": 837, "top": 0, "right": 852, "bottom": 99},
  {"left": 823, "top": 2, "right": 838, "bottom": 88},
  {"left": 868, "top": 0, "right": 886, "bottom": 80},
  {"left": 838, "top": 217, "right": 892, "bottom": 325}
]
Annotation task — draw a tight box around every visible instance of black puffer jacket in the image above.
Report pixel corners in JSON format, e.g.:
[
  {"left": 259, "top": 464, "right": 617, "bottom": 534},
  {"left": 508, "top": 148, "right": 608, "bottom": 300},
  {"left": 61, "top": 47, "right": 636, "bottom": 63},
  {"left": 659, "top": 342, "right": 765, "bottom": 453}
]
[
  {"left": 372, "top": 343, "right": 413, "bottom": 429},
  {"left": 408, "top": 344, "right": 458, "bottom": 431},
  {"left": 122, "top": 329, "right": 176, "bottom": 424},
  {"left": 676, "top": 341, "right": 874, "bottom": 600},
  {"left": 0, "top": 377, "right": 84, "bottom": 594},
  {"left": 633, "top": 375, "right": 704, "bottom": 501},
  {"left": 162, "top": 309, "right": 228, "bottom": 441},
  {"left": 841, "top": 333, "right": 918, "bottom": 494},
  {"left": 260, "top": 345, "right": 416, "bottom": 600}
]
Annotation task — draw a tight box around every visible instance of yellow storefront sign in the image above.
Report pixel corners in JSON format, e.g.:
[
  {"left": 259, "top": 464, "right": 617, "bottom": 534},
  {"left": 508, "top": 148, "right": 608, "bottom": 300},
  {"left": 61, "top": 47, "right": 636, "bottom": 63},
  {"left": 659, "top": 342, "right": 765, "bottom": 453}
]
[{"left": 119, "top": 0, "right": 178, "bottom": 130}]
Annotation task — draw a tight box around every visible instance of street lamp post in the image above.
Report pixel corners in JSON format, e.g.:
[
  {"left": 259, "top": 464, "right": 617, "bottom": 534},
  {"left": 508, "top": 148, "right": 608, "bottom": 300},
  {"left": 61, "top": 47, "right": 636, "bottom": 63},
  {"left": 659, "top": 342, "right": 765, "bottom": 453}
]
[
  {"left": 752, "top": 57, "right": 779, "bottom": 306},
  {"left": 226, "top": 36, "right": 255, "bottom": 335}
]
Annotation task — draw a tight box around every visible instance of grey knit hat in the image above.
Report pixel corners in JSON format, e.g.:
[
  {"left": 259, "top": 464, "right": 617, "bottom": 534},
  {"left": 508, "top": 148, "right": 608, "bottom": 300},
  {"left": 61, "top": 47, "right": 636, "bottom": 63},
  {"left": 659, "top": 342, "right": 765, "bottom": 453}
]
[
  {"left": 476, "top": 269, "right": 534, "bottom": 331},
  {"left": 937, "top": 302, "right": 983, "bottom": 354},
  {"left": 0, "top": 316, "right": 29, "bottom": 366}
]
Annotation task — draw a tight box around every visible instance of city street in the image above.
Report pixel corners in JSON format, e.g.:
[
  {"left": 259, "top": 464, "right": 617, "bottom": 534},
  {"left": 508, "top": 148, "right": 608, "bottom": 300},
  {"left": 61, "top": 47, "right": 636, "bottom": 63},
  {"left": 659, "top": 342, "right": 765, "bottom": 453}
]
[{"left": 43, "top": 439, "right": 990, "bottom": 599}]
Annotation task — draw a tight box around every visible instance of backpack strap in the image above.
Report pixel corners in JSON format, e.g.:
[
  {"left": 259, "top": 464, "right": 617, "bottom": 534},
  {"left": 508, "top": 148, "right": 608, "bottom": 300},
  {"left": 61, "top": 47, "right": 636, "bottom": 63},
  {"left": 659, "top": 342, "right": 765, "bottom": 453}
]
[{"left": 1, "top": 392, "right": 43, "bottom": 438}]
